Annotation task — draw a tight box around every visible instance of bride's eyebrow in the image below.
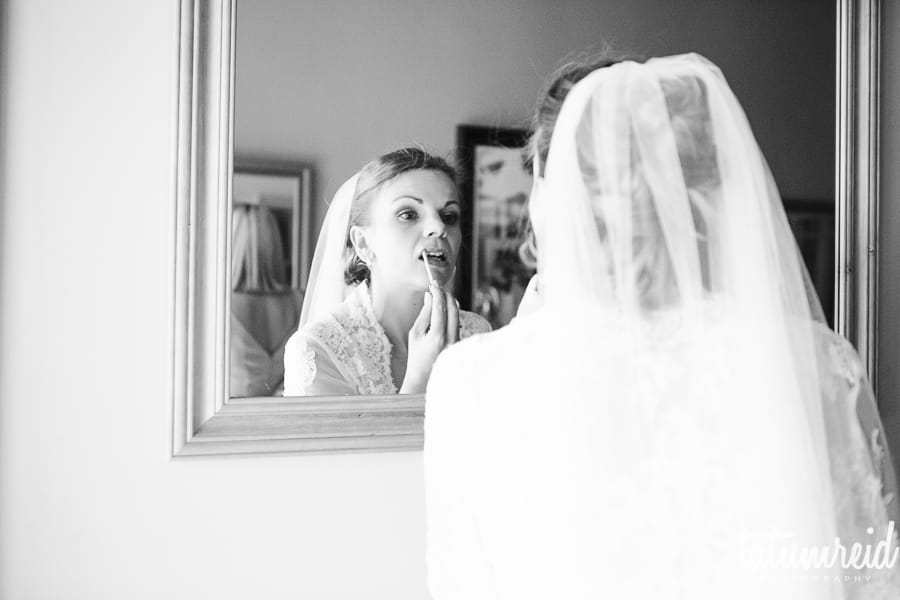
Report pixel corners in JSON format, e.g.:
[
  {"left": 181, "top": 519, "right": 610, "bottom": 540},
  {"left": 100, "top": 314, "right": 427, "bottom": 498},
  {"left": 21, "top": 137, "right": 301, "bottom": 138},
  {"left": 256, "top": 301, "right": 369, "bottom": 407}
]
[
  {"left": 391, "top": 196, "right": 461, "bottom": 209},
  {"left": 392, "top": 195, "right": 423, "bottom": 204}
]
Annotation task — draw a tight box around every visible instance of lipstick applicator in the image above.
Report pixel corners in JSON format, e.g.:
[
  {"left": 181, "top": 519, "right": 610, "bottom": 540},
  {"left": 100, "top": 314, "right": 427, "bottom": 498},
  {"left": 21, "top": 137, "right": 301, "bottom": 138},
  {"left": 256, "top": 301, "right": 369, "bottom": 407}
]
[{"left": 421, "top": 250, "right": 438, "bottom": 287}]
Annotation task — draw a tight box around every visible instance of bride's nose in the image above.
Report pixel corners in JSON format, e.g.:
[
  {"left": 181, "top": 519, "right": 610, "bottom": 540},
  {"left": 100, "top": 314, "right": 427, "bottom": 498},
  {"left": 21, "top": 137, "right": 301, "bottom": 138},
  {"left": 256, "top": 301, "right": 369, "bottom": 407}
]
[{"left": 423, "top": 214, "right": 447, "bottom": 238}]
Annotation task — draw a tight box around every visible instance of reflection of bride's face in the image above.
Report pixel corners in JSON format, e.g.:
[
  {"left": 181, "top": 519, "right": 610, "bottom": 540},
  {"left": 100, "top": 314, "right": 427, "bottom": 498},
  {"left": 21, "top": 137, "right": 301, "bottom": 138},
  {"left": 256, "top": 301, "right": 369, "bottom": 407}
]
[{"left": 362, "top": 169, "right": 462, "bottom": 289}]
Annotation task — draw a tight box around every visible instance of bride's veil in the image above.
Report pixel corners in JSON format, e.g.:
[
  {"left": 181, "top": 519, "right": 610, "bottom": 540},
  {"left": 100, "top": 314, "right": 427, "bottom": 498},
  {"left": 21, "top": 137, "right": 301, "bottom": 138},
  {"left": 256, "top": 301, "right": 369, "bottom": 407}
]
[
  {"left": 297, "top": 174, "right": 359, "bottom": 330},
  {"left": 529, "top": 53, "right": 898, "bottom": 593},
  {"left": 283, "top": 174, "right": 359, "bottom": 395}
]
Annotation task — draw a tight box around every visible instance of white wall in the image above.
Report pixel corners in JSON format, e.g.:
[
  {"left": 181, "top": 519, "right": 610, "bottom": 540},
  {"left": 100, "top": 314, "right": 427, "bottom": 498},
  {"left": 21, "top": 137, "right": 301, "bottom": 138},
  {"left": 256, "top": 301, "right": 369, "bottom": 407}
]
[
  {"left": 0, "top": 1, "right": 837, "bottom": 599},
  {"left": 878, "top": 0, "right": 900, "bottom": 463},
  {"left": 235, "top": 0, "right": 835, "bottom": 227}
]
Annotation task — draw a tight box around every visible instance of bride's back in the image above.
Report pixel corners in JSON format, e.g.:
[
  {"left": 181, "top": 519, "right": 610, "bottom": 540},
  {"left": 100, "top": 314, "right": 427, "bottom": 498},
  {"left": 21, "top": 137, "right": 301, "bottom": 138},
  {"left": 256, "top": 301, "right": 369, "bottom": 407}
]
[
  {"left": 428, "top": 306, "right": 898, "bottom": 597},
  {"left": 425, "top": 54, "right": 900, "bottom": 599}
]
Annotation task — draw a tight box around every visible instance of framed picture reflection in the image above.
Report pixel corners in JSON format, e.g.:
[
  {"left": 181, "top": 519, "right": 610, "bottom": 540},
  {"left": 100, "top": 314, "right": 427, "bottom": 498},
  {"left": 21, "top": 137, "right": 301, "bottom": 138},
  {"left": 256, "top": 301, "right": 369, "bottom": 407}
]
[{"left": 457, "top": 125, "right": 534, "bottom": 329}]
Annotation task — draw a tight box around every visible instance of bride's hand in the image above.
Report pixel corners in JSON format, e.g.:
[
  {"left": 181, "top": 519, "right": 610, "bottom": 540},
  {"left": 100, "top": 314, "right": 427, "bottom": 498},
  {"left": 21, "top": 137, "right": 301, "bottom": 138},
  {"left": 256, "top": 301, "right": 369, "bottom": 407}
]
[{"left": 400, "top": 283, "right": 460, "bottom": 394}]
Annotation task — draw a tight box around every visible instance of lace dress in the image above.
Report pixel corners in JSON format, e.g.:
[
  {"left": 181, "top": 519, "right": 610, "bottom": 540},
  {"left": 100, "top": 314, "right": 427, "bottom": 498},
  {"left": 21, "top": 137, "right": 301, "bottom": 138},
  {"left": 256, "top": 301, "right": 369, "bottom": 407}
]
[{"left": 283, "top": 282, "right": 491, "bottom": 396}]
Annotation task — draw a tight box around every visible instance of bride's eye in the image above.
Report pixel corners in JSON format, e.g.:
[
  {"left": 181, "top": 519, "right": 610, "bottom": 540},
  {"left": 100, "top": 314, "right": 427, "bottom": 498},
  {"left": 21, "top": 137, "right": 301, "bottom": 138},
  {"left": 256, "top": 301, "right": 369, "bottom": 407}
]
[
  {"left": 441, "top": 211, "right": 460, "bottom": 226},
  {"left": 397, "top": 209, "right": 418, "bottom": 222}
]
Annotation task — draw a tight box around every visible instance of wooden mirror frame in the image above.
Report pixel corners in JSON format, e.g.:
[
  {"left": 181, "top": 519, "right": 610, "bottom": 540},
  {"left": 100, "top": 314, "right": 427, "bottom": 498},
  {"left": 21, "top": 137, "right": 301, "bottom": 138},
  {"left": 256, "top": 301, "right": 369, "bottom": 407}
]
[{"left": 172, "top": 0, "right": 881, "bottom": 456}]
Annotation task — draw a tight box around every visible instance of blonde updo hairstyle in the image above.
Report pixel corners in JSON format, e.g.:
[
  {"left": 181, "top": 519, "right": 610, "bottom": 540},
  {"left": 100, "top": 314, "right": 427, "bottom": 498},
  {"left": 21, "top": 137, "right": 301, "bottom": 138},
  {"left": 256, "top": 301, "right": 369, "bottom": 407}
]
[{"left": 525, "top": 54, "right": 721, "bottom": 309}]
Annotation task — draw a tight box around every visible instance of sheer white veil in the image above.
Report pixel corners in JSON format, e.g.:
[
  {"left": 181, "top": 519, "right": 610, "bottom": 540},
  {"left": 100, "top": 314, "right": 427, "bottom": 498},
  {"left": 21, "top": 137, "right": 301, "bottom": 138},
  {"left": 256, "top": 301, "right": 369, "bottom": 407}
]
[
  {"left": 297, "top": 173, "right": 360, "bottom": 330},
  {"left": 524, "top": 53, "right": 898, "bottom": 592}
]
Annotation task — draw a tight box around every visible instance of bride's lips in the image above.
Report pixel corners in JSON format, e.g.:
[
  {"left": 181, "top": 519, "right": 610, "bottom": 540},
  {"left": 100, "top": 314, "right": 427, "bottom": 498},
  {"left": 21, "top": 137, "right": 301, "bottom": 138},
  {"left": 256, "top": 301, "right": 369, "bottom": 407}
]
[
  {"left": 418, "top": 247, "right": 454, "bottom": 286},
  {"left": 417, "top": 247, "right": 451, "bottom": 267}
]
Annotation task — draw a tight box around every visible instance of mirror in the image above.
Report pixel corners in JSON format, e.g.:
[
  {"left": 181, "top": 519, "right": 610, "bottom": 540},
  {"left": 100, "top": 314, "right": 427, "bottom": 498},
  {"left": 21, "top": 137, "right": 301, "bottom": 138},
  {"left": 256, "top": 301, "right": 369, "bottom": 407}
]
[
  {"left": 229, "top": 0, "right": 836, "bottom": 399},
  {"left": 173, "top": 0, "right": 881, "bottom": 455}
]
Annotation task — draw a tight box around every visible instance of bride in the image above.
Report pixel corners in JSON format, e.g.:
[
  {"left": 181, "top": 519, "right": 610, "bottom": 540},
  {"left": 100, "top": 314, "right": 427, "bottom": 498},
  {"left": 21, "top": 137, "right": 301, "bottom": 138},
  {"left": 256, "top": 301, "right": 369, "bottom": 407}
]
[
  {"left": 283, "top": 148, "right": 491, "bottom": 396},
  {"left": 424, "top": 54, "right": 899, "bottom": 598}
]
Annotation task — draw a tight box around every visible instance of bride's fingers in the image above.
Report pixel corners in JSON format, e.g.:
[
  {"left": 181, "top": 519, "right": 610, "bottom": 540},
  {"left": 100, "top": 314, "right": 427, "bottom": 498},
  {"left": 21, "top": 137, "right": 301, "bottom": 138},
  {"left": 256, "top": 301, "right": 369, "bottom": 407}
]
[
  {"left": 445, "top": 289, "right": 459, "bottom": 344},
  {"left": 429, "top": 283, "right": 446, "bottom": 344},
  {"left": 412, "top": 290, "right": 433, "bottom": 336}
]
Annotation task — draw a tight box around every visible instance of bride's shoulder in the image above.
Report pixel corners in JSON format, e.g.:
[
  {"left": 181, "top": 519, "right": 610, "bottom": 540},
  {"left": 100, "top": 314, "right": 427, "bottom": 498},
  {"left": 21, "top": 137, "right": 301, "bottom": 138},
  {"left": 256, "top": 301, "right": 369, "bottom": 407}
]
[
  {"left": 439, "top": 314, "right": 529, "bottom": 369},
  {"left": 429, "top": 318, "right": 536, "bottom": 406},
  {"left": 780, "top": 317, "right": 866, "bottom": 389},
  {"left": 810, "top": 322, "right": 866, "bottom": 386},
  {"left": 297, "top": 285, "right": 371, "bottom": 339},
  {"left": 459, "top": 310, "right": 492, "bottom": 338}
]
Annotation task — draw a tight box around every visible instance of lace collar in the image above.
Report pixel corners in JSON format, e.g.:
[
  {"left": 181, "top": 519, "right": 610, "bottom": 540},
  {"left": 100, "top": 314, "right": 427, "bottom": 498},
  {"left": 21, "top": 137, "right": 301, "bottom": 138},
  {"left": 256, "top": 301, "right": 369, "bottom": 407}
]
[
  {"left": 312, "top": 281, "right": 397, "bottom": 395},
  {"left": 305, "top": 281, "right": 491, "bottom": 395}
]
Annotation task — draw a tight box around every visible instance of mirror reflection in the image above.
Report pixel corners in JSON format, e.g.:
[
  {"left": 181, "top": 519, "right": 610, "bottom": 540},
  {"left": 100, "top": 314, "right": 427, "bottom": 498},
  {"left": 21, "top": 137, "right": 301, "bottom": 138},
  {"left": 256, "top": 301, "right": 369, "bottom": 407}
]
[
  {"left": 281, "top": 152, "right": 491, "bottom": 397},
  {"left": 230, "top": 0, "right": 835, "bottom": 398}
]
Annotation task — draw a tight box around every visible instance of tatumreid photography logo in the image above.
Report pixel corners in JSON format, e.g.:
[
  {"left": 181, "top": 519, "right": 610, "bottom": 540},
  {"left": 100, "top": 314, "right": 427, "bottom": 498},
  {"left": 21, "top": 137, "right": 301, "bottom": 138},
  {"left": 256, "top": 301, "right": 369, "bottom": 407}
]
[{"left": 739, "top": 521, "right": 899, "bottom": 572}]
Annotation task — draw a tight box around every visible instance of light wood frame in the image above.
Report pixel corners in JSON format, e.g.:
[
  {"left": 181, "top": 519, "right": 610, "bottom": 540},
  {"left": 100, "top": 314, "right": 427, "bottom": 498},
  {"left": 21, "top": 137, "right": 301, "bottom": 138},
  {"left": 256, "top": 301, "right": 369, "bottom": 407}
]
[{"left": 172, "top": 0, "right": 881, "bottom": 456}]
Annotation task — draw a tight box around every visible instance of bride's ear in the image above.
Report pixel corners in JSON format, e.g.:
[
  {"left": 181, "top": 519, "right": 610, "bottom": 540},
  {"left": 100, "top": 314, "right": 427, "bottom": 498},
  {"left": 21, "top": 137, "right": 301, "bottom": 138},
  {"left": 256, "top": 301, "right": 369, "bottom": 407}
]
[{"left": 348, "top": 225, "right": 373, "bottom": 263}]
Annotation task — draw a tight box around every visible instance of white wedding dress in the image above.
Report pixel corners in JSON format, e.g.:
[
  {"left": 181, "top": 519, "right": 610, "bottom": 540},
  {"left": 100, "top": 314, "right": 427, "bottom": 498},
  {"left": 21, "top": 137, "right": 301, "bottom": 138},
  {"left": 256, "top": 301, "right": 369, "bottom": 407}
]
[{"left": 424, "top": 54, "right": 899, "bottom": 599}]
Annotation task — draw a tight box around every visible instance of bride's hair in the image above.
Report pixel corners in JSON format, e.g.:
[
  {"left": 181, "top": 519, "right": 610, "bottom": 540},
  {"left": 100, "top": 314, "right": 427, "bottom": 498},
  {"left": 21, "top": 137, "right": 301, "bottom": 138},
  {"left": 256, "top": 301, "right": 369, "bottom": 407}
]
[
  {"left": 629, "top": 75, "right": 721, "bottom": 309},
  {"left": 525, "top": 54, "right": 722, "bottom": 309},
  {"left": 526, "top": 51, "right": 635, "bottom": 176},
  {"left": 344, "top": 147, "right": 459, "bottom": 285},
  {"left": 519, "top": 52, "right": 630, "bottom": 269}
]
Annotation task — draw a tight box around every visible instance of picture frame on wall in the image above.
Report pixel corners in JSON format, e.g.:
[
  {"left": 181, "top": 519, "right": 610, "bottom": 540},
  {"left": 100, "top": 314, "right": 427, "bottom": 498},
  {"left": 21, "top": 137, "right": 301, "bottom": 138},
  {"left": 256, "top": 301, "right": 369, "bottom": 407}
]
[
  {"left": 456, "top": 125, "right": 534, "bottom": 329},
  {"left": 232, "top": 161, "right": 313, "bottom": 291}
]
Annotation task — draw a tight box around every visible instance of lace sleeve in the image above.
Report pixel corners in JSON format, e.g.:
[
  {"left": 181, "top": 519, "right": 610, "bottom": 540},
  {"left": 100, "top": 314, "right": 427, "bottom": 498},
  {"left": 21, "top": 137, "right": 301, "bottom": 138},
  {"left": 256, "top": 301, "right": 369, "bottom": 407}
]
[
  {"left": 460, "top": 311, "right": 492, "bottom": 338},
  {"left": 283, "top": 331, "right": 357, "bottom": 397},
  {"left": 855, "top": 383, "right": 900, "bottom": 525},
  {"left": 424, "top": 348, "right": 495, "bottom": 599},
  {"left": 827, "top": 334, "right": 900, "bottom": 524}
]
